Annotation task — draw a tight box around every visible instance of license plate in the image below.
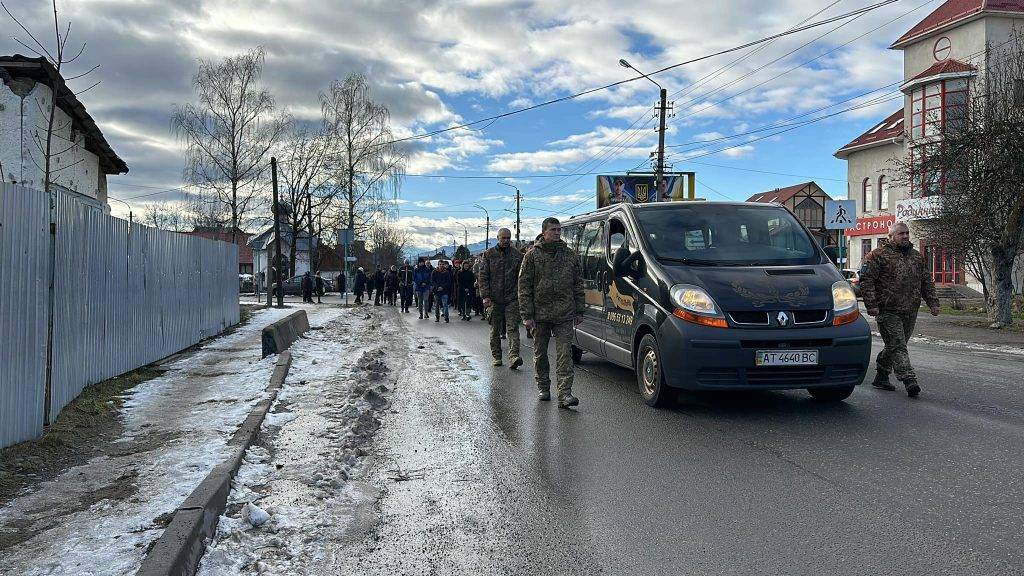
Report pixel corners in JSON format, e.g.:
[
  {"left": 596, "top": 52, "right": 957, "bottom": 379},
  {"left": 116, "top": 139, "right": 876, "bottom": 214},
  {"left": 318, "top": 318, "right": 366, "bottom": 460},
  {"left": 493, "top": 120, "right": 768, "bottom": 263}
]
[{"left": 755, "top": 350, "right": 818, "bottom": 366}]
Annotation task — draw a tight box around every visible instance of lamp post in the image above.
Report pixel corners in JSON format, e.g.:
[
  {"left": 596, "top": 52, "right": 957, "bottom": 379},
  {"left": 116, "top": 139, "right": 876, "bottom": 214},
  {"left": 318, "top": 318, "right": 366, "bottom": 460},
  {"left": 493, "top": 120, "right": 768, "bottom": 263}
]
[
  {"left": 497, "top": 181, "right": 520, "bottom": 244},
  {"left": 108, "top": 197, "right": 133, "bottom": 227},
  {"left": 619, "top": 58, "right": 668, "bottom": 188},
  {"left": 473, "top": 204, "right": 490, "bottom": 251},
  {"left": 447, "top": 233, "right": 457, "bottom": 258}
]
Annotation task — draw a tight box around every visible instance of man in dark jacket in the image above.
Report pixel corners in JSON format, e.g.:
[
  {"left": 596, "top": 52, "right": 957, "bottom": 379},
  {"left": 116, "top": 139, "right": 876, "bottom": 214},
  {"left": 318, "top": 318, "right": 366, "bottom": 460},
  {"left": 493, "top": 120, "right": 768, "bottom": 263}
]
[
  {"left": 373, "top": 265, "right": 385, "bottom": 306},
  {"left": 431, "top": 260, "right": 454, "bottom": 323},
  {"left": 860, "top": 221, "right": 940, "bottom": 397},
  {"left": 301, "top": 271, "right": 314, "bottom": 303},
  {"left": 519, "top": 218, "right": 584, "bottom": 408},
  {"left": 398, "top": 260, "right": 415, "bottom": 313},
  {"left": 314, "top": 272, "right": 325, "bottom": 304},
  {"left": 479, "top": 228, "right": 524, "bottom": 368},
  {"left": 384, "top": 265, "right": 399, "bottom": 306},
  {"left": 456, "top": 260, "right": 476, "bottom": 321},
  {"left": 413, "top": 259, "right": 432, "bottom": 319},
  {"left": 354, "top": 267, "right": 366, "bottom": 304}
]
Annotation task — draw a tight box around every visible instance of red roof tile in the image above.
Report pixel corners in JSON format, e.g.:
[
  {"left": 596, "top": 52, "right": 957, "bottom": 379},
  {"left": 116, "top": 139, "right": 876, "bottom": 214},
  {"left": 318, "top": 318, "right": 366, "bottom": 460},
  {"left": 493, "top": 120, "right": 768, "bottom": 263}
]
[
  {"left": 746, "top": 182, "right": 814, "bottom": 204},
  {"left": 834, "top": 109, "right": 904, "bottom": 158},
  {"left": 907, "top": 58, "right": 977, "bottom": 83},
  {"left": 892, "top": 0, "right": 1024, "bottom": 48},
  {"left": 181, "top": 229, "right": 253, "bottom": 265}
]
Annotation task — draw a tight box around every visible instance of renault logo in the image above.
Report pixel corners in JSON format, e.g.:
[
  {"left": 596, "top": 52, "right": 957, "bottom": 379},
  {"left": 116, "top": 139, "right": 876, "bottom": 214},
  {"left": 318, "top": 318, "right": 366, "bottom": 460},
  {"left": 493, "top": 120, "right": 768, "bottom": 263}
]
[{"left": 776, "top": 311, "right": 790, "bottom": 326}]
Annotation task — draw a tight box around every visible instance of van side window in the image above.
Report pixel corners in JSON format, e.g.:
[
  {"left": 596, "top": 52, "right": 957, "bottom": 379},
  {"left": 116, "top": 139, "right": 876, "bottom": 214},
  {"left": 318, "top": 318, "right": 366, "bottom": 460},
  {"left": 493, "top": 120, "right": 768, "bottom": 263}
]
[
  {"left": 562, "top": 224, "right": 582, "bottom": 252},
  {"left": 579, "top": 221, "right": 604, "bottom": 288},
  {"left": 608, "top": 218, "right": 628, "bottom": 258}
]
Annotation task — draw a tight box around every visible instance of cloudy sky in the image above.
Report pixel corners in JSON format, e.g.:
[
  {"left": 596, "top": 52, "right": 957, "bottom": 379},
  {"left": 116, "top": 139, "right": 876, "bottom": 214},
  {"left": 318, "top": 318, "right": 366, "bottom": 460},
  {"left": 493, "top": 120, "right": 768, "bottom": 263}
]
[{"left": 1, "top": 0, "right": 940, "bottom": 250}]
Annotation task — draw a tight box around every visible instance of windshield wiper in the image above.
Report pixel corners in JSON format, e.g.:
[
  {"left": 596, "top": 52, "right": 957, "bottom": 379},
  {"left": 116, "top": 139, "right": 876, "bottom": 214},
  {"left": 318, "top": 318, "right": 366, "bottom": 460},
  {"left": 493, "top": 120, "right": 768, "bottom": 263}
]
[{"left": 658, "top": 257, "right": 720, "bottom": 266}]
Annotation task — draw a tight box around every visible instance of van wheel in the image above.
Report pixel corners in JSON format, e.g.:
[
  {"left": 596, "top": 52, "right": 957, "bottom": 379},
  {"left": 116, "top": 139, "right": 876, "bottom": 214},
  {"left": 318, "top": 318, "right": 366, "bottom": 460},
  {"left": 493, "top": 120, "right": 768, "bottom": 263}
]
[
  {"left": 636, "top": 334, "right": 671, "bottom": 407},
  {"left": 571, "top": 345, "right": 583, "bottom": 365},
  {"left": 808, "top": 386, "right": 855, "bottom": 402}
]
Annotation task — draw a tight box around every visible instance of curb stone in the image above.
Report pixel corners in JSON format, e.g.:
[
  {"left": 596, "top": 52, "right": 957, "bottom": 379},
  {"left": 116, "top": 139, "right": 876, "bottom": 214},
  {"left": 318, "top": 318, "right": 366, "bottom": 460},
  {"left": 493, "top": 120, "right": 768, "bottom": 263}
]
[
  {"left": 136, "top": 350, "right": 292, "bottom": 576},
  {"left": 261, "top": 310, "right": 310, "bottom": 358}
]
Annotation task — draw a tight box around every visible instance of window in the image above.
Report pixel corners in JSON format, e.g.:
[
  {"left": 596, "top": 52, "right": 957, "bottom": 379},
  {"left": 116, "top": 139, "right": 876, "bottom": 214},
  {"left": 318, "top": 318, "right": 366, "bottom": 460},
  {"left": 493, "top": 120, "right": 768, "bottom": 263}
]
[
  {"left": 607, "top": 218, "right": 629, "bottom": 259},
  {"left": 562, "top": 224, "right": 582, "bottom": 252},
  {"left": 862, "top": 178, "right": 873, "bottom": 212},
  {"left": 635, "top": 205, "right": 820, "bottom": 266},
  {"left": 910, "top": 78, "right": 968, "bottom": 138},
  {"left": 878, "top": 175, "right": 889, "bottom": 211},
  {"left": 861, "top": 239, "right": 872, "bottom": 259},
  {"left": 794, "top": 197, "right": 823, "bottom": 229},
  {"left": 911, "top": 145, "right": 947, "bottom": 197},
  {"left": 579, "top": 221, "right": 604, "bottom": 285}
]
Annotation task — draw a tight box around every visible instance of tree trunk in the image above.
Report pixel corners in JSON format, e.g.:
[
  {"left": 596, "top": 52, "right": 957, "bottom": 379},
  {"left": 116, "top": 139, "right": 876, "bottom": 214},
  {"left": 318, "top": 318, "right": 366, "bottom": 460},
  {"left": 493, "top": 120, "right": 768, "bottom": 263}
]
[
  {"left": 990, "top": 244, "right": 1015, "bottom": 326},
  {"left": 231, "top": 180, "right": 239, "bottom": 244}
]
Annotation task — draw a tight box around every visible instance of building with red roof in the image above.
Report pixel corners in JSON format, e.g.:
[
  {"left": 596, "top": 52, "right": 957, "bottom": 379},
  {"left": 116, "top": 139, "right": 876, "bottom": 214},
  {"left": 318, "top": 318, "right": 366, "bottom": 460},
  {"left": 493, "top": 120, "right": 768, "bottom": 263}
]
[
  {"left": 833, "top": 0, "right": 1023, "bottom": 290},
  {"left": 182, "top": 227, "right": 253, "bottom": 275},
  {"left": 746, "top": 182, "right": 840, "bottom": 248}
]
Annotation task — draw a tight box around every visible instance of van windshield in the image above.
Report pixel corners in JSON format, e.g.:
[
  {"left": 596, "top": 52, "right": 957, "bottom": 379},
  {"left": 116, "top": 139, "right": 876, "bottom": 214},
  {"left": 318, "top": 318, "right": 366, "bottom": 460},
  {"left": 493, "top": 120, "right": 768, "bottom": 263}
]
[{"left": 634, "top": 204, "right": 822, "bottom": 266}]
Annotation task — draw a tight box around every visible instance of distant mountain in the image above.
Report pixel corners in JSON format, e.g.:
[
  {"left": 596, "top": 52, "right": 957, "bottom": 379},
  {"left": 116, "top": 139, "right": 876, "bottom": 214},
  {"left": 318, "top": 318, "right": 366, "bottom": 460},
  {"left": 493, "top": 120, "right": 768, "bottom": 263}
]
[{"left": 405, "top": 238, "right": 493, "bottom": 261}]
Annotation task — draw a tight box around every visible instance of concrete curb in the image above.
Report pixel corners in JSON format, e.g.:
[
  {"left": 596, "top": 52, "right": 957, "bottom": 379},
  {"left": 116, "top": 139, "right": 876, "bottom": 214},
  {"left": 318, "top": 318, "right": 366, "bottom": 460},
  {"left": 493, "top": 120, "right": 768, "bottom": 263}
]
[
  {"left": 261, "top": 310, "right": 310, "bottom": 358},
  {"left": 137, "top": 350, "right": 293, "bottom": 576}
]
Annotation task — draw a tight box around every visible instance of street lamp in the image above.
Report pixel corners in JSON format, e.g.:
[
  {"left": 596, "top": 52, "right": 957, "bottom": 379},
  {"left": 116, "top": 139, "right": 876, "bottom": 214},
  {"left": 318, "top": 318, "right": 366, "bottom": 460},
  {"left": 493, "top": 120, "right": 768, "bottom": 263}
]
[
  {"left": 108, "top": 197, "right": 133, "bottom": 227},
  {"left": 473, "top": 204, "right": 490, "bottom": 251},
  {"left": 447, "top": 233, "right": 457, "bottom": 258},
  {"left": 497, "top": 181, "right": 520, "bottom": 244},
  {"left": 619, "top": 58, "right": 668, "bottom": 187}
]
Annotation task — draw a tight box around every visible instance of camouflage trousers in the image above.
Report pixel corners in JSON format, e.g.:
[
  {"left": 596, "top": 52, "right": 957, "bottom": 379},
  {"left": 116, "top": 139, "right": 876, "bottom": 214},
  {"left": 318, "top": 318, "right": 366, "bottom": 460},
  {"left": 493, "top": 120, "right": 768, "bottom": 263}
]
[
  {"left": 489, "top": 302, "right": 521, "bottom": 361},
  {"left": 876, "top": 311, "right": 918, "bottom": 382},
  {"left": 533, "top": 321, "right": 574, "bottom": 397}
]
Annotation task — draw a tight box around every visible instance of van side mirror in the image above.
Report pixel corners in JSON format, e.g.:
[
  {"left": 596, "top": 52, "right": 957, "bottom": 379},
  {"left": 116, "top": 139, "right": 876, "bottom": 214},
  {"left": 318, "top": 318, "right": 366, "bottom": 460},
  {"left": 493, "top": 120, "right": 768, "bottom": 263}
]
[{"left": 614, "top": 246, "right": 643, "bottom": 279}]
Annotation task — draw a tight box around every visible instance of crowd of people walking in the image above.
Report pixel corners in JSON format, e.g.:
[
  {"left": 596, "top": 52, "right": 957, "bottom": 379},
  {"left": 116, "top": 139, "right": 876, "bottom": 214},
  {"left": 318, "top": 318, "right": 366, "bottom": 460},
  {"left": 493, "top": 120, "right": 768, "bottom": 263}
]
[{"left": 348, "top": 222, "right": 585, "bottom": 409}]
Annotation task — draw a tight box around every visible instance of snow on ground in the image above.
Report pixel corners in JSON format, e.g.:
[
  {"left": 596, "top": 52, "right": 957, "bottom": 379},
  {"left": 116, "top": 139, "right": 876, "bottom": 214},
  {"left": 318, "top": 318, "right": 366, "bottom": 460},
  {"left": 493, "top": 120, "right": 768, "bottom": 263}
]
[
  {"left": 0, "top": 304, "right": 341, "bottom": 576},
  {"left": 197, "top": 307, "right": 398, "bottom": 575},
  {"left": 872, "top": 331, "right": 1024, "bottom": 357}
]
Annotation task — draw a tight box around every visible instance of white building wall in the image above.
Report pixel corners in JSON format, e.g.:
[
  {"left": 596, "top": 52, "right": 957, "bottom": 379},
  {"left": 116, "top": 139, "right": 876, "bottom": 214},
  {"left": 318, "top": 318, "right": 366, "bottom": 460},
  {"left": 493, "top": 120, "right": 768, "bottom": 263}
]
[
  {"left": 902, "top": 18, "right": 988, "bottom": 79},
  {"left": 0, "top": 78, "right": 104, "bottom": 200},
  {"left": 844, "top": 141, "right": 906, "bottom": 269}
]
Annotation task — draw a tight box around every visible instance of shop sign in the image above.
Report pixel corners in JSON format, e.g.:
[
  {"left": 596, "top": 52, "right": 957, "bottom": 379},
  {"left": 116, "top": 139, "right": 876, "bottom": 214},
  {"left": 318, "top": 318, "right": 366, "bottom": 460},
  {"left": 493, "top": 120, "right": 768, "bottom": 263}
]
[
  {"left": 896, "top": 197, "right": 941, "bottom": 221},
  {"left": 846, "top": 214, "right": 896, "bottom": 237}
]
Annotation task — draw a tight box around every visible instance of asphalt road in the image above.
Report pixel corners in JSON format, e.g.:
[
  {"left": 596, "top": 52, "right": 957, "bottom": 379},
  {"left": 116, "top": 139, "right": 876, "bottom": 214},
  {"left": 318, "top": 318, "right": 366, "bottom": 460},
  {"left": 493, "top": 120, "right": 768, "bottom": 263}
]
[{"left": 391, "top": 308, "right": 1024, "bottom": 576}]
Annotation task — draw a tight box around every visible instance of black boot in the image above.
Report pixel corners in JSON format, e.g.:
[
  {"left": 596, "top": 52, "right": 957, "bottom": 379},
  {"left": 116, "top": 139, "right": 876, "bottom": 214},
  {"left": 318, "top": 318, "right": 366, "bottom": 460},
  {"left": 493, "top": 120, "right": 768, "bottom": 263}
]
[
  {"left": 904, "top": 379, "right": 921, "bottom": 398},
  {"left": 871, "top": 372, "right": 896, "bottom": 391}
]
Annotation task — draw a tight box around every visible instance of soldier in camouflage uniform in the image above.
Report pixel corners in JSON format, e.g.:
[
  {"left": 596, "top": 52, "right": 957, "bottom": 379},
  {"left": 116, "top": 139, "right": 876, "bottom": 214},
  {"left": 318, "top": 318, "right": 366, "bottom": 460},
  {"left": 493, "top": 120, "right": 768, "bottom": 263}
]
[
  {"left": 519, "top": 217, "right": 585, "bottom": 408},
  {"left": 859, "top": 221, "right": 940, "bottom": 397},
  {"left": 478, "top": 228, "right": 524, "bottom": 368}
]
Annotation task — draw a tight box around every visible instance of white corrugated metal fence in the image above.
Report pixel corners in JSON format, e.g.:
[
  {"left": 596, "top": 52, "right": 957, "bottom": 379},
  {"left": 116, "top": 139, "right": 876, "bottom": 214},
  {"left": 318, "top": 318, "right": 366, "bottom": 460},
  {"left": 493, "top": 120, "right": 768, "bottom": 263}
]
[{"left": 0, "top": 184, "right": 239, "bottom": 448}]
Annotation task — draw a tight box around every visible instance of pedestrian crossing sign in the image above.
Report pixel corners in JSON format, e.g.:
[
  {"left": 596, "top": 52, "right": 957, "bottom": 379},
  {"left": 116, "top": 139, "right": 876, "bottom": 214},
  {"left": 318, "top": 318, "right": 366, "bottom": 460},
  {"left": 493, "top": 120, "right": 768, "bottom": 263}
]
[{"left": 824, "top": 200, "right": 856, "bottom": 230}]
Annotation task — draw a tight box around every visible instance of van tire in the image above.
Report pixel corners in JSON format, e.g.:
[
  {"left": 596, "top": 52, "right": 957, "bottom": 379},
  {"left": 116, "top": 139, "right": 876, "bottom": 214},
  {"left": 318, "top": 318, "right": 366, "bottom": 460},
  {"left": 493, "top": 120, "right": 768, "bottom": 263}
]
[
  {"left": 807, "top": 386, "right": 855, "bottom": 402},
  {"left": 636, "top": 334, "right": 671, "bottom": 408},
  {"left": 571, "top": 345, "right": 583, "bottom": 365}
]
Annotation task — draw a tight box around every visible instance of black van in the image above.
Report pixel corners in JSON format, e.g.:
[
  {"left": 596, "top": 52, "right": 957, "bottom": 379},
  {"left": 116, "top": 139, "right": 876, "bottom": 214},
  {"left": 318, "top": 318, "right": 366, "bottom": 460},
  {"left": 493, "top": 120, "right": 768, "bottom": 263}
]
[{"left": 562, "top": 201, "right": 871, "bottom": 407}]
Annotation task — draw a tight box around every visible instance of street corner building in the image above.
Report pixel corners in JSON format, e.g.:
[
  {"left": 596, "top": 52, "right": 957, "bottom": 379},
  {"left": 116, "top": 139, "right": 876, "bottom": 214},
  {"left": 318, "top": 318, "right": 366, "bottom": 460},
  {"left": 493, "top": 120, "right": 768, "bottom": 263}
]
[{"left": 833, "top": 0, "right": 1024, "bottom": 296}]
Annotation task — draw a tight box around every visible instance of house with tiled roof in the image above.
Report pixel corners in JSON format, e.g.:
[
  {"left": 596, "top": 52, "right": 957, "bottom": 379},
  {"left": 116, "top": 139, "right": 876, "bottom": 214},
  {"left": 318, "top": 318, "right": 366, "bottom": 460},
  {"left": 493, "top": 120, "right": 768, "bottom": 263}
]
[
  {"left": 746, "top": 182, "right": 840, "bottom": 248},
  {"left": 834, "top": 0, "right": 1024, "bottom": 290}
]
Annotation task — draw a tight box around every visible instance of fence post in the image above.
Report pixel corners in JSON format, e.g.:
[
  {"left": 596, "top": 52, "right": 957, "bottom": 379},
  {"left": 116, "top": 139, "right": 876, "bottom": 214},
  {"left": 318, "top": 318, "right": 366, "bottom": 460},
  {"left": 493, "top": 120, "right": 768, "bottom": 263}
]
[{"left": 43, "top": 188, "right": 56, "bottom": 425}]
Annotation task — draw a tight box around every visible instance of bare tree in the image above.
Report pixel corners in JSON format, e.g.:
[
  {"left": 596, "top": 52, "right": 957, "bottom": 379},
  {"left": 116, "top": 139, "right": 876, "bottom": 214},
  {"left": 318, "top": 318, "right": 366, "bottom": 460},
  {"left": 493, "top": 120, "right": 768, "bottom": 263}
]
[
  {"left": 171, "top": 47, "right": 288, "bottom": 242},
  {"left": 276, "top": 122, "right": 333, "bottom": 276},
  {"left": 141, "top": 203, "right": 187, "bottom": 231},
  {"left": 3, "top": 1, "right": 100, "bottom": 193},
  {"left": 896, "top": 31, "right": 1024, "bottom": 327},
  {"left": 321, "top": 74, "right": 405, "bottom": 237},
  {"left": 369, "top": 224, "right": 409, "bottom": 269}
]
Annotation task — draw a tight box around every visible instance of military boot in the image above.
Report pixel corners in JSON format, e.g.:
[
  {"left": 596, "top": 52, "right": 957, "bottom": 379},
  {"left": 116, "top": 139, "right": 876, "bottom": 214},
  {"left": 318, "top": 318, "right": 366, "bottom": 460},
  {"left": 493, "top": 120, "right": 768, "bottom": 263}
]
[
  {"left": 904, "top": 379, "right": 921, "bottom": 398},
  {"left": 537, "top": 389, "right": 551, "bottom": 401},
  {"left": 492, "top": 358, "right": 502, "bottom": 367},
  {"left": 509, "top": 356, "right": 523, "bottom": 370},
  {"left": 870, "top": 371, "right": 896, "bottom": 391},
  {"left": 558, "top": 394, "right": 579, "bottom": 409}
]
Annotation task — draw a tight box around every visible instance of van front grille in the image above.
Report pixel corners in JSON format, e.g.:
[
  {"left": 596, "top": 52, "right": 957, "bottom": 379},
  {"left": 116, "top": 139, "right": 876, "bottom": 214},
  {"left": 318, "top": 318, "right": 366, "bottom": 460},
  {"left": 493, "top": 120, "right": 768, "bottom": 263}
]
[{"left": 729, "top": 311, "right": 769, "bottom": 325}]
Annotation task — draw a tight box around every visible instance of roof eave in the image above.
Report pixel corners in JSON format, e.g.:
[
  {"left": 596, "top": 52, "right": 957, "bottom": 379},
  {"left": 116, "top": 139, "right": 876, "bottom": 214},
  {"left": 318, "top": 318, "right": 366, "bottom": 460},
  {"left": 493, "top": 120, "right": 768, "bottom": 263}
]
[
  {"left": 834, "top": 136, "right": 904, "bottom": 159},
  {"left": 901, "top": 69, "right": 977, "bottom": 92},
  {"left": 889, "top": 10, "right": 1001, "bottom": 50}
]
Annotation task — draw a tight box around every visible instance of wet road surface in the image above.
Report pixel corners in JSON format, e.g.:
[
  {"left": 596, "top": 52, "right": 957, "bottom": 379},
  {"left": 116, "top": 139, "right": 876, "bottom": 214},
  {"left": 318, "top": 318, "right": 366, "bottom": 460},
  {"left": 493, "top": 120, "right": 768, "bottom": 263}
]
[{"left": 390, "top": 309, "right": 1024, "bottom": 575}]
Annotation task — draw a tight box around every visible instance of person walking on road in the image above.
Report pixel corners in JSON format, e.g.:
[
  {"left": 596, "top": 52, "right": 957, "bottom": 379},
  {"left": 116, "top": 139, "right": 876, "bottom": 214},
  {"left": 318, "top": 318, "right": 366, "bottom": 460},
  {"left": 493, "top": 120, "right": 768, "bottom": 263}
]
[
  {"left": 314, "top": 271, "right": 325, "bottom": 304},
  {"left": 479, "top": 228, "right": 524, "bottom": 368},
  {"left": 354, "top": 267, "right": 366, "bottom": 304},
  {"left": 860, "top": 221, "right": 940, "bottom": 398},
  {"left": 519, "top": 218, "right": 584, "bottom": 408},
  {"left": 384, "top": 265, "right": 399, "bottom": 306},
  {"left": 301, "top": 271, "right": 314, "bottom": 303},
  {"left": 398, "top": 260, "right": 415, "bottom": 313},
  {"left": 373, "top": 265, "right": 385, "bottom": 306},
  {"left": 431, "top": 259, "right": 454, "bottom": 323},
  {"left": 456, "top": 260, "right": 476, "bottom": 321},
  {"left": 414, "top": 259, "right": 432, "bottom": 319}
]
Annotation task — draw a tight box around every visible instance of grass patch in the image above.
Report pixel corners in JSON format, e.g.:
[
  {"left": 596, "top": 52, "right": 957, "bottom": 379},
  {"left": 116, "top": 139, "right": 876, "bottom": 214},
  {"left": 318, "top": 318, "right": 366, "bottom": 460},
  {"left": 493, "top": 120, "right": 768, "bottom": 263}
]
[{"left": 0, "top": 367, "right": 162, "bottom": 502}]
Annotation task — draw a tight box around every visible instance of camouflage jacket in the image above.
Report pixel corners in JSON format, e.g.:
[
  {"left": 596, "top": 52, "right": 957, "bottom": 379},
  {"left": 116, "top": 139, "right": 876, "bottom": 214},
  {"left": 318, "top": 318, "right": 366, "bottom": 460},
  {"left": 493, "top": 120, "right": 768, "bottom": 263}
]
[
  {"left": 478, "top": 245, "right": 523, "bottom": 304},
  {"left": 859, "top": 239, "right": 939, "bottom": 314},
  {"left": 518, "top": 239, "right": 584, "bottom": 324}
]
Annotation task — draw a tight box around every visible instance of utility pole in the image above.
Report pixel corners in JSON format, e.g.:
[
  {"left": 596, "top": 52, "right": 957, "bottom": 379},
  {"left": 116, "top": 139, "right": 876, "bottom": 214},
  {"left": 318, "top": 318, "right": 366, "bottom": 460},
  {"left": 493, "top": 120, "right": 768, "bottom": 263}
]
[
  {"left": 497, "top": 181, "right": 520, "bottom": 245},
  {"left": 474, "top": 204, "right": 490, "bottom": 251},
  {"left": 272, "top": 157, "right": 283, "bottom": 308},
  {"left": 656, "top": 87, "right": 668, "bottom": 185},
  {"left": 306, "top": 183, "right": 314, "bottom": 277}
]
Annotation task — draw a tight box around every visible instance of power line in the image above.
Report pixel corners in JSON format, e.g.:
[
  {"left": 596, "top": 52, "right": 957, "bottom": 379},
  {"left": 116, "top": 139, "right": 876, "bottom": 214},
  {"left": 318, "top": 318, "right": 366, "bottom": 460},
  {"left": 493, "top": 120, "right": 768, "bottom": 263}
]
[{"left": 382, "top": 0, "right": 899, "bottom": 148}]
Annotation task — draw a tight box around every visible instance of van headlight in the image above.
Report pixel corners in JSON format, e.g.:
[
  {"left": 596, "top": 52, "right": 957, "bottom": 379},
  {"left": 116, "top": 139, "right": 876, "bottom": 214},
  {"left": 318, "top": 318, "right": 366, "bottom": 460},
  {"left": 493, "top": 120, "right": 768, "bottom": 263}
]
[
  {"left": 670, "top": 284, "right": 728, "bottom": 328},
  {"left": 831, "top": 280, "right": 860, "bottom": 326}
]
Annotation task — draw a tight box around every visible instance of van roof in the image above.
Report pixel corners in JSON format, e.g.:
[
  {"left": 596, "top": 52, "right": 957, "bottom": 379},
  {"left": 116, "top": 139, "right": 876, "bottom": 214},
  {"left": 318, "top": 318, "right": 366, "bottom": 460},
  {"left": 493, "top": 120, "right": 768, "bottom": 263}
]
[{"left": 565, "top": 200, "right": 781, "bottom": 222}]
